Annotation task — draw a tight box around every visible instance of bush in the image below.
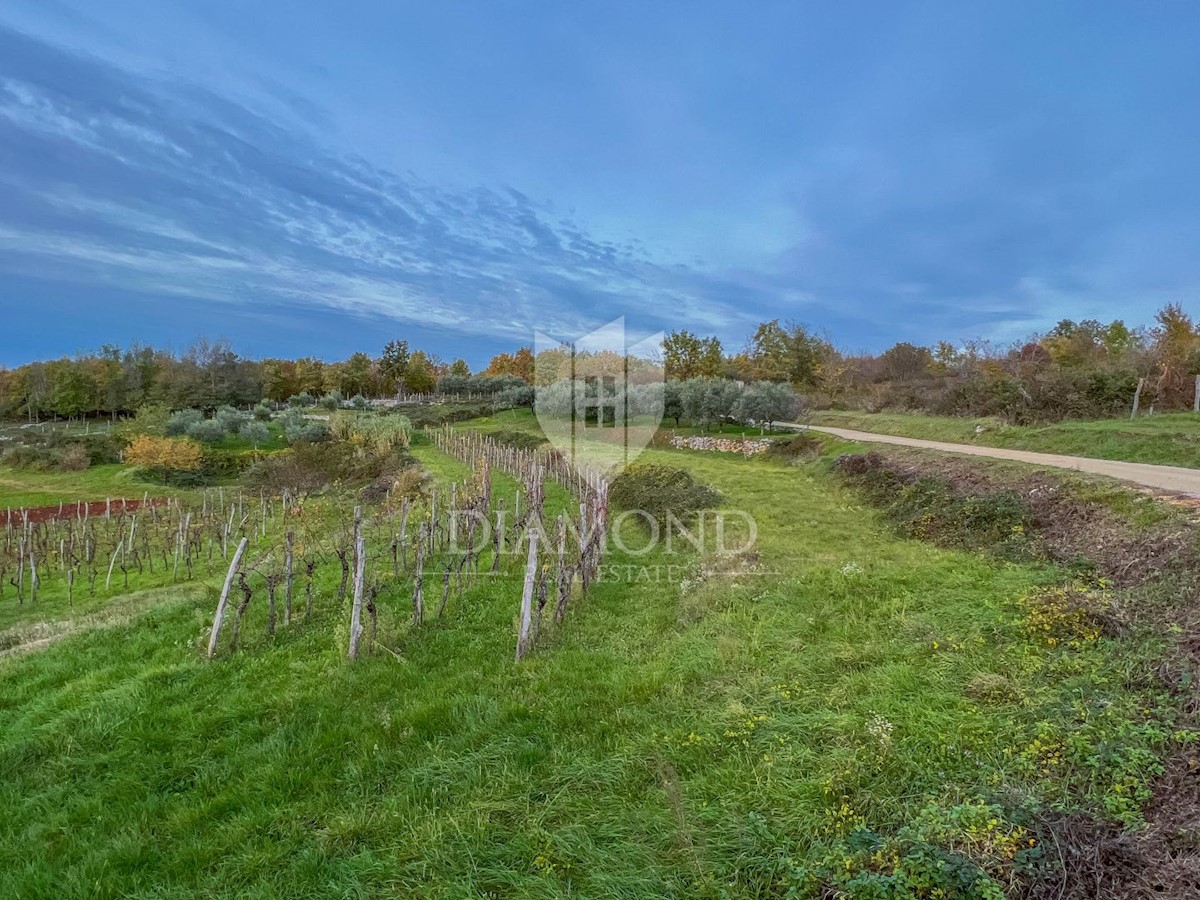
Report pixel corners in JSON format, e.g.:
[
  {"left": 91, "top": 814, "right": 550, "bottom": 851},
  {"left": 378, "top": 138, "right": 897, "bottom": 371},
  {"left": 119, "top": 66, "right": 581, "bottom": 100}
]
[
  {"left": 125, "top": 435, "right": 203, "bottom": 483},
  {"left": 243, "top": 443, "right": 410, "bottom": 497},
  {"left": 609, "top": 463, "right": 722, "bottom": 524},
  {"left": 496, "top": 385, "right": 535, "bottom": 409},
  {"left": 278, "top": 409, "right": 330, "bottom": 444},
  {"left": 318, "top": 390, "right": 342, "bottom": 410},
  {"left": 835, "top": 453, "right": 1038, "bottom": 560},
  {"left": 0, "top": 442, "right": 93, "bottom": 472},
  {"left": 200, "top": 448, "right": 277, "bottom": 480},
  {"left": 186, "top": 419, "right": 227, "bottom": 444},
  {"left": 58, "top": 444, "right": 91, "bottom": 472},
  {"left": 288, "top": 391, "right": 314, "bottom": 408},
  {"left": 1, "top": 444, "right": 53, "bottom": 470},
  {"left": 71, "top": 433, "right": 122, "bottom": 465},
  {"left": 165, "top": 408, "right": 203, "bottom": 436},
  {"left": 402, "top": 402, "right": 492, "bottom": 427},
  {"left": 350, "top": 394, "right": 368, "bottom": 410},
  {"left": 287, "top": 422, "right": 330, "bottom": 445},
  {"left": 360, "top": 462, "right": 430, "bottom": 505},
  {"left": 240, "top": 421, "right": 271, "bottom": 448},
  {"left": 763, "top": 433, "right": 822, "bottom": 464},
  {"left": 489, "top": 429, "right": 545, "bottom": 450},
  {"left": 253, "top": 401, "right": 274, "bottom": 421},
  {"left": 215, "top": 405, "right": 248, "bottom": 433}
]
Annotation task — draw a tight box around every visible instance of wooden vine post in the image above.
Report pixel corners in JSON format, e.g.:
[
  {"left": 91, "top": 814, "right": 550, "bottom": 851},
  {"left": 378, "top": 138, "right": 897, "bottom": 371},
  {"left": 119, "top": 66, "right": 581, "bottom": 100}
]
[
  {"left": 206, "top": 536, "right": 249, "bottom": 659},
  {"left": 516, "top": 527, "right": 540, "bottom": 661},
  {"left": 283, "top": 530, "right": 295, "bottom": 626},
  {"left": 348, "top": 506, "right": 367, "bottom": 660}
]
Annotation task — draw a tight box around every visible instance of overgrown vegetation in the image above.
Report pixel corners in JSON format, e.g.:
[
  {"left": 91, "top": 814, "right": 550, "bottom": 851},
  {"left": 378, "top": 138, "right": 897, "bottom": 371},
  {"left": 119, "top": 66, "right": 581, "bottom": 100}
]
[
  {"left": 0, "top": 406, "right": 1197, "bottom": 896},
  {"left": 833, "top": 446, "right": 1200, "bottom": 895},
  {"left": 762, "top": 432, "right": 823, "bottom": 464},
  {"left": 610, "top": 463, "right": 722, "bottom": 525}
]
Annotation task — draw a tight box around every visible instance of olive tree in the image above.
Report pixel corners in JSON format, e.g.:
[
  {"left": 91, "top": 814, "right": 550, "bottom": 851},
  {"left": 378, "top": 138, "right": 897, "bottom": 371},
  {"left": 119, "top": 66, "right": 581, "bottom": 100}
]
[
  {"left": 733, "top": 382, "right": 799, "bottom": 431},
  {"left": 240, "top": 420, "right": 271, "bottom": 449}
]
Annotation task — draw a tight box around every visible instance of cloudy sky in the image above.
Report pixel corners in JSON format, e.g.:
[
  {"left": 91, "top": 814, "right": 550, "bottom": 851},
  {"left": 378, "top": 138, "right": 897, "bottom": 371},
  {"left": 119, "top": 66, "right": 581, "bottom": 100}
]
[{"left": 0, "top": 2, "right": 1197, "bottom": 366}]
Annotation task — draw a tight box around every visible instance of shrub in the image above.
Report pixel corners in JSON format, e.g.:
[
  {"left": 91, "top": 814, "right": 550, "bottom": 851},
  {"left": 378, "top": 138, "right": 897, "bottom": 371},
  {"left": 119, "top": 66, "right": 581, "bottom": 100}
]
[
  {"left": 125, "top": 435, "right": 203, "bottom": 483},
  {"left": 115, "top": 402, "right": 172, "bottom": 439},
  {"left": 609, "top": 463, "right": 722, "bottom": 524},
  {"left": 288, "top": 391, "right": 314, "bottom": 408},
  {"left": 215, "top": 405, "right": 248, "bottom": 433},
  {"left": 186, "top": 419, "right": 227, "bottom": 445},
  {"left": 402, "top": 401, "right": 491, "bottom": 427},
  {"left": 165, "top": 408, "right": 203, "bottom": 436},
  {"left": 279, "top": 409, "right": 330, "bottom": 445},
  {"left": 489, "top": 429, "right": 545, "bottom": 450},
  {"left": 71, "top": 433, "right": 122, "bottom": 465},
  {"left": 58, "top": 444, "right": 91, "bottom": 472},
  {"left": 318, "top": 390, "right": 342, "bottom": 410},
  {"left": 835, "top": 453, "right": 1038, "bottom": 560},
  {"left": 0, "top": 442, "right": 93, "bottom": 472},
  {"left": 496, "top": 385, "right": 535, "bottom": 409},
  {"left": 328, "top": 413, "right": 411, "bottom": 453},
  {"left": 391, "top": 465, "right": 432, "bottom": 502},
  {"left": 252, "top": 401, "right": 274, "bottom": 421},
  {"left": 1, "top": 444, "right": 52, "bottom": 470},
  {"left": 200, "top": 448, "right": 276, "bottom": 480},
  {"left": 763, "top": 433, "right": 822, "bottom": 464},
  {"left": 243, "top": 442, "right": 408, "bottom": 497},
  {"left": 240, "top": 420, "right": 271, "bottom": 449},
  {"left": 350, "top": 394, "right": 368, "bottom": 410},
  {"left": 360, "top": 462, "right": 430, "bottom": 505},
  {"left": 287, "top": 422, "right": 330, "bottom": 445}
]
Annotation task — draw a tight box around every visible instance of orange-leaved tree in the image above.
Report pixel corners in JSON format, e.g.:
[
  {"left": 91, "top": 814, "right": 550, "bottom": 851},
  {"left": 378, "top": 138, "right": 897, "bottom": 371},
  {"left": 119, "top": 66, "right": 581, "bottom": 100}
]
[{"left": 125, "top": 435, "right": 203, "bottom": 483}]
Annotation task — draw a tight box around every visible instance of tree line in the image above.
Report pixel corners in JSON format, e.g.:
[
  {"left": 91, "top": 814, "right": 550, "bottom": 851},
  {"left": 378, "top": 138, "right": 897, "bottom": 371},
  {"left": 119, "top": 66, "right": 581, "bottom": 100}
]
[
  {"left": 0, "top": 339, "right": 478, "bottom": 422},
  {"left": 652, "top": 305, "right": 1200, "bottom": 422},
  {"left": 4, "top": 302, "right": 1197, "bottom": 425}
]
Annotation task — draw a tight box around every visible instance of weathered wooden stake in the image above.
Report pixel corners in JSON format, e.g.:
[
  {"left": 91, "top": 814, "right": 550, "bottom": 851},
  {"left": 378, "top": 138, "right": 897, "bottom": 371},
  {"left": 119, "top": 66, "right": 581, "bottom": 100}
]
[
  {"left": 206, "top": 537, "right": 249, "bottom": 659},
  {"left": 283, "top": 531, "right": 295, "bottom": 626},
  {"left": 1131, "top": 377, "right": 1145, "bottom": 420},
  {"left": 516, "top": 528, "right": 539, "bottom": 661},
  {"left": 348, "top": 507, "right": 366, "bottom": 660}
]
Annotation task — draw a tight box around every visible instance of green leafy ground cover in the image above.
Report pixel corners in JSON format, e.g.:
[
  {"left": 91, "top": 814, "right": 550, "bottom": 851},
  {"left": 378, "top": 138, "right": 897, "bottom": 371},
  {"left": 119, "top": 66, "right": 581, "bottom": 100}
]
[{"left": 0, "top": 412, "right": 1189, "bottom": 896}]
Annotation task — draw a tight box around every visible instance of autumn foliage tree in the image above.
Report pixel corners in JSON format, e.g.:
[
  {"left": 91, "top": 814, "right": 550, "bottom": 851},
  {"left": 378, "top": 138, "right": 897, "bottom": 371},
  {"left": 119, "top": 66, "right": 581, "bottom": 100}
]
[{"left": 125, "top": 436, "right": 203, "bottom": 483}]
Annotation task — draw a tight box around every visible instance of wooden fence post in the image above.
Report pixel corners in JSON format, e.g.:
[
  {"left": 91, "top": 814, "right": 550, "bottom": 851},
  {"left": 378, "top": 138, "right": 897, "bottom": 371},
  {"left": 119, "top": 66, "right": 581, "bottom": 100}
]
[
  {"left": 516, "top": 527, "right": 539, "bottom": 661},
  {"left": 283, "top": 531, "right": 294, "bottom": 626},
  {"left": 348, "top": 507, "right": 366, "bottom": 660},
  {"left": 207, "top": 537, "right": 249, "bottom": 659}
]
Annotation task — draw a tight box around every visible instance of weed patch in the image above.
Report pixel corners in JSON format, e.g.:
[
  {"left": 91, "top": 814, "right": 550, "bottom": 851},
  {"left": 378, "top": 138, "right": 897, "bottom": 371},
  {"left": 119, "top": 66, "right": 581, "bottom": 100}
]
[
  {"left": 609, "top": 463, "right": 722, "bottom": 524},
  {"left": 762, "top": 432, "right": 823, "bottom": 464},
  {"left": 835, "top": 452, "right": 1039, "bottom": 560}
]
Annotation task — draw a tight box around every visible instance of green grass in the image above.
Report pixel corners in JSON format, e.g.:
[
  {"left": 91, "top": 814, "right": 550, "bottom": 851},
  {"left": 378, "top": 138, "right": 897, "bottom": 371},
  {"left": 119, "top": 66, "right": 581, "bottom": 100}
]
[
  {"left": 0, "top": 418, "right": 1182, "bottom": 896},
  {"left": 0, "top": 463, "right": 194, "bottom": 509},
  {"left": 807, "top": 409, "right": 1200, "bottom": 468}
]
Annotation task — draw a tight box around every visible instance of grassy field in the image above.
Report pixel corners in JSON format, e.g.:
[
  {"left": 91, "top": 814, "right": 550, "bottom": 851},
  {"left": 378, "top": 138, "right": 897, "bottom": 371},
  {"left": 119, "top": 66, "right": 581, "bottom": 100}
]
[
  {"left": 0, "top": 462, "right": 193, "bottom": 510},
  {"left": 0, "top": 414, "right": 1185, "bottom": 896},
  {"left": 806, "top": 409, "right": 1200, "bottom": 469}
]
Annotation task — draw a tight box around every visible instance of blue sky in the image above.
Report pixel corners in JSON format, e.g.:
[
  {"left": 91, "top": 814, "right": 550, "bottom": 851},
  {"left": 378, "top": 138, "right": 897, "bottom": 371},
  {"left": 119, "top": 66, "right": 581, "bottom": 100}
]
[{"left": 0, "top": 2, "right": 1197, "bottom": 367}]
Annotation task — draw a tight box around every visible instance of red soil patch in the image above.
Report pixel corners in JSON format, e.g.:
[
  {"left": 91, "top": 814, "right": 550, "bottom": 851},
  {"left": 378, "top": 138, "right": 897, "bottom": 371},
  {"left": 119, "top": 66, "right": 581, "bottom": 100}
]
[{"left": 0, "top": 498, "right": 167, "bottom": 525}]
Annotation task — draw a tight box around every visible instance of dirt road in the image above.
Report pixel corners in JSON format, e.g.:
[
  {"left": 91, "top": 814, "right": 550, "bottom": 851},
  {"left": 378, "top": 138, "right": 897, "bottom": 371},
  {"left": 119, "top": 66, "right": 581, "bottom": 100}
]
[{"left": 782, "top": 423, "right": 1200, "bottom": 498}]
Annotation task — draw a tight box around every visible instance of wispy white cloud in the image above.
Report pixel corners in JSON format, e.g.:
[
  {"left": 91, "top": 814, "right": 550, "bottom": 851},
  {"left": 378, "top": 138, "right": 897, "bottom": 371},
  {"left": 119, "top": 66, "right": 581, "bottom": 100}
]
[{"left": 0, "top": 25, "right": 758, "bottom": 348}]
